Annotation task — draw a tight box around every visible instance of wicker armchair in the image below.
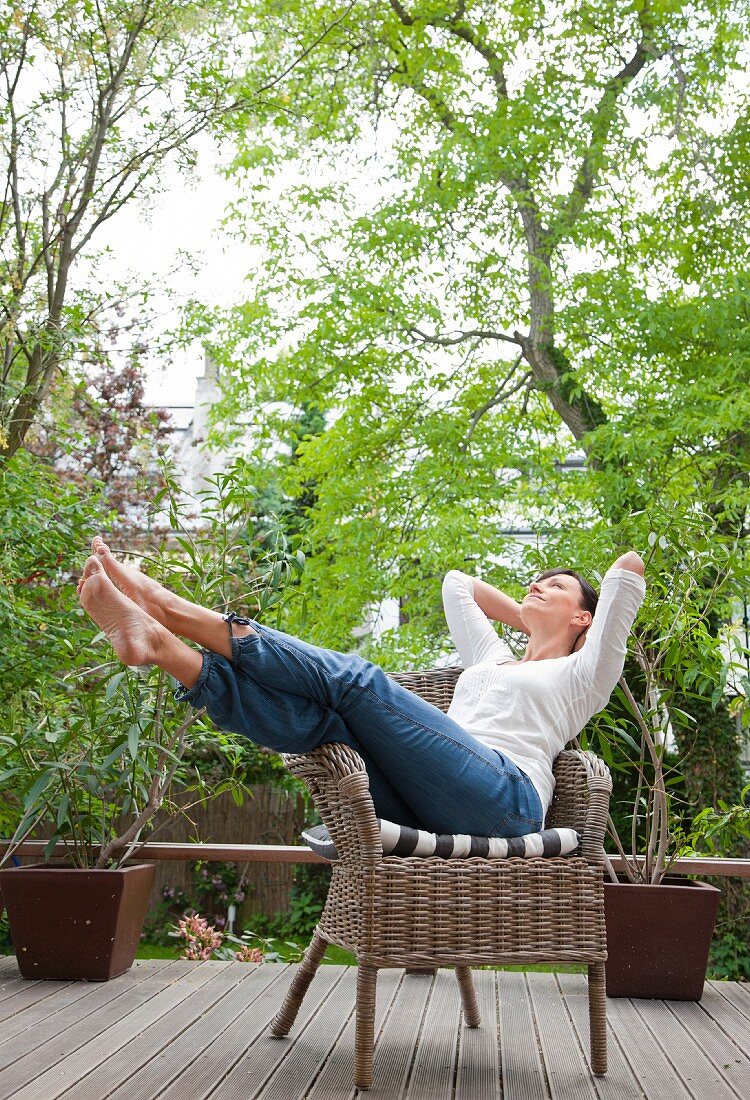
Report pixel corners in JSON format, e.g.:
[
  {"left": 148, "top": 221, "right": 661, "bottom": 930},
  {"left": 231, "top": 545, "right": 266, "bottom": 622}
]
[{"left": 270, "top": 668, "right": 611, "bottom": 1089}]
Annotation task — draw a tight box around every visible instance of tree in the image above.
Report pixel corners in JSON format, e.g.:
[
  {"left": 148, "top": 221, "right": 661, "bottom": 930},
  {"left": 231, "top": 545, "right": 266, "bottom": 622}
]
[
  {"left": 0, "top": 0, "right": 321, "bottom": 458},
  {"left": 27, "top": 340, "right": 172, "bottom": 532},
  {"left": 192, "top": 1, "right": 750, "bottom": 971}
]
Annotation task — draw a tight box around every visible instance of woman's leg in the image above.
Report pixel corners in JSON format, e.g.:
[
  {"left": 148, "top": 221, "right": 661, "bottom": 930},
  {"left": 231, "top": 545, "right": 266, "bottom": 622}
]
[
  {"left": 178, "top": 622, "right": 543, "bottom": 837},
  {"left": 78, "top": 557, "right": 205, "bottom": 685},
  {"left": 81, "top": 538, "right": 254, "bottom": 663},
  {"left": 78, "top": 554, "right": 422, "bottom": 825}
]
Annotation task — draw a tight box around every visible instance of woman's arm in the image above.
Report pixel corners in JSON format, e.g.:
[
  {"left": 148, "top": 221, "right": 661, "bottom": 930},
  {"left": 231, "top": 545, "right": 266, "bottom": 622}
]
[
  {"left": 574, "top": 553, "right": 647, "bottom": 694},
  {"left": 442, "top": 571, "right": 516, "bottom": 667},
  {"left": 471, "top": 577, "right": 527, "bottom": 633}
]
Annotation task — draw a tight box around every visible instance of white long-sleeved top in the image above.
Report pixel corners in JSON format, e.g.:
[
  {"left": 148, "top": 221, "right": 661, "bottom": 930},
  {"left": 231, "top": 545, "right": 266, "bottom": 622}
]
[{"left": 442, "top": 567, "right": 647, "bottom": 816}]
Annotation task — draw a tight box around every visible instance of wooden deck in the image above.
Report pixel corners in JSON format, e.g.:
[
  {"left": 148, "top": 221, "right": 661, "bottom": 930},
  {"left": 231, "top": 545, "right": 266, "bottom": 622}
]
[{"left": 0, "top": 953, "right": 748, "bottom": 1099}]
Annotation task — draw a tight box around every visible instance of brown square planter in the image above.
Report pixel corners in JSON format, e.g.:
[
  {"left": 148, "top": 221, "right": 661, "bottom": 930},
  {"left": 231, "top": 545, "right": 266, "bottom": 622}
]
[
  {"left": 0, "top": 862, "right": 155, "bottom": 981},
  {"left": 603, "top": 876, "right": 720, "bottom": 1000}
]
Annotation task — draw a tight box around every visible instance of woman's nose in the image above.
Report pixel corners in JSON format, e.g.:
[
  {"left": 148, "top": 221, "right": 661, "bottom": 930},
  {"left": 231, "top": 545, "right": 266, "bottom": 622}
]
[{"left": 529, "top": 581, "right": 542, "bottom": 594}]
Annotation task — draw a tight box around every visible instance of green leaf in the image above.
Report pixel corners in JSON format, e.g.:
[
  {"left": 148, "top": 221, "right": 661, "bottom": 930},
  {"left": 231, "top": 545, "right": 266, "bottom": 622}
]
[
  {"left": 105, "top": 672, "right": 126, "bottom": 703},
  {"left": 127, "top": 724, "right": 141, "bottom": 761},
  {"left": 56, "top": 795, "right": 70, "bottom": 828},
  {"left": 44, "top": 834, "right": 61, "bottom": 862}
]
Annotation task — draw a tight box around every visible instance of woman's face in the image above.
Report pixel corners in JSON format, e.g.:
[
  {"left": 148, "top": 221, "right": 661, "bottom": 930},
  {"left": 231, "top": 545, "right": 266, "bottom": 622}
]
[{"left": 519, "top": 573, "right": 592, "bottom": 634}]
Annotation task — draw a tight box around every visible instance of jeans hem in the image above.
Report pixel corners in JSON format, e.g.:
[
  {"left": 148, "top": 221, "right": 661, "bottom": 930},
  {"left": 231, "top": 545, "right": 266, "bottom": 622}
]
[{"left": 175, "top": 650, "right": 211, "bottom": 704}]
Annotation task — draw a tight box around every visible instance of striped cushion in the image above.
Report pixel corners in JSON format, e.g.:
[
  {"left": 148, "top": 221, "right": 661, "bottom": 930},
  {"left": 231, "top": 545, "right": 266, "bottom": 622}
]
[{"left": 302, "top": 822, "right": 580, "bottom": 861}]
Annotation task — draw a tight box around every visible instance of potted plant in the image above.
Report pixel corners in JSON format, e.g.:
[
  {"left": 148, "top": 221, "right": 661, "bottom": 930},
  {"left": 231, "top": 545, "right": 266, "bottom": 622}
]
[
  {"left": 0, "top": 462, "right": 308, "bottom": 980},
  {"left": 588, "top": 523, "right": 744, "bottom": 1000},
  {"left": 0, "top": 659, "right": 251, "bottom": 980}
]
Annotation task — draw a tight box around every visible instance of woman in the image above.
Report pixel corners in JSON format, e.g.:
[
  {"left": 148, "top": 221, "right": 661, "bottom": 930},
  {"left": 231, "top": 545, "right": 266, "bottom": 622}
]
[{"left": 77, "top": 538, "right": 645, "bottom": 838}]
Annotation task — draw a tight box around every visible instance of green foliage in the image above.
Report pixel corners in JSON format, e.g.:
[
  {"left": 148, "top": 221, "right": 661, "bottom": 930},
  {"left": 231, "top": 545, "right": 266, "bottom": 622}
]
[
  {"left": 0, "top": 664, "right": 249, "bottom": 869},
  {"left": 0, "top": 0, "right": 301, "bottom": 456},
  {"left": 707, "top": 927, "right": 750, "bottom": 982},
  {"left": 180, "top": 4, "right": 750, "bottom": 896},
  {"left": 0, "top": 454, "right": 309, "bottom": 868},
  {"left": 0, "top": 450, "right": 113, "bottom": 702},
  {"left": 683, "top": 785, "right": 750, "bottom": 857},
  {"left": 188, "top": 1, "right": 750, "bottom": 674},
  {"left": 248, "top": 861, "right": 331, "bottom": 942}
]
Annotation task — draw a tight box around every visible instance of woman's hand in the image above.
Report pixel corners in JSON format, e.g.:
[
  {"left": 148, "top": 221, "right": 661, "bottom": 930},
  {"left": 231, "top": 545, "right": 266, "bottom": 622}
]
[{"left": 612, "top": 550, "right": 645, "bottom": 576}]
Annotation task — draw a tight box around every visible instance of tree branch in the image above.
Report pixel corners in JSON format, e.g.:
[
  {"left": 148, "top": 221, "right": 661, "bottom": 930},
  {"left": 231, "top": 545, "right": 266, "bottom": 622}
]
[
  {"left": 444, "top": 13, "right": 508, "bottom": 98},
  {"left": 556, "top": 13, "right": 663, "bottom": 232},
  {"left": 409, "top": 325, "right": 521, "bottom": 348},
  {"left": 459, "top": 357, "right": 531, "bottom": 451}
]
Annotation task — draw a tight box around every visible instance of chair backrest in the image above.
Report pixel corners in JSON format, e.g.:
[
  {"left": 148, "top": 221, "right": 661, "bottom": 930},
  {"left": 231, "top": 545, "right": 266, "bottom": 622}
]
[{"left": 389, "top": 667, "right": 462, "bottom": 713}]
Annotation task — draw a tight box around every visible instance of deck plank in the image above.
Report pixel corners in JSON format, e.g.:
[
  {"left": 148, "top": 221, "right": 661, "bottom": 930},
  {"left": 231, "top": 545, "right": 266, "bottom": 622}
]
[
  {"left": 0, "top": 961, "right": 161, "bottom": 1039},
  {"left": 252, "top": 966, "right": 359, "bottom": 1100},
  {"left": 7, "top": 961, "right": 222, "bottom": 1100},
  {"left": 61, "top": 963, "right": 277, "bottom": 1100},
  {"left": 363, "top": 969, "right": 435, "bottom": 1098},
  {"left": 526, "top": 971, "right": 599, "bottom": 1100},
  {"left": 499, "top": 970, "right": 549, "bottom": 1100},
  {"left": 604, "top": 992, "right": 707, "bottom": 1100},
  {"left": 713, "top": 981, "right": 750, "bottom": 1023},
  {"left": 0, "top": 959, "right": 746, "bottom": 1100},
  {"left": 404, "top": 968, "right": 463, "bottom": 1100},
  {"left": 454, "top": 969, "right": 501, "bottom": 1100},
  {"left": 0, "top": 955, "right": 22, "bottom": 979},
  {"left": 0, "top": 959, "right": 188, "bottom": 1096},
  {"left": 304, "top": 968, "right": 403, "bottom": 1100},
  {"left": 631, "top": 997, "right": 742, "bottom": 1100},
  {"left": 557, "top": 974, "right": 645, "bottom": 1100},
  {"left": 149, "top": 965, "right": 301, "bottom": 1100},
  {"left": 700, "top": 985, "right": 750, "bottom": 1048},
  {"left": 205, "top": 962, "right": 346, "bottom": 1099},
  {"left": 665, "top": 999, "right": 750, "bottom": 1098},
  {"left": 0, "top": 975, "right": 79, "bottom": 1018}
]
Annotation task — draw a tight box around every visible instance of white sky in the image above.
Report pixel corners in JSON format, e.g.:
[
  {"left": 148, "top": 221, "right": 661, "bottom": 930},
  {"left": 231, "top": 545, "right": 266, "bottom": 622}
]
[{"left": 96, "top": 136, "right": 252, "bottom": 409}]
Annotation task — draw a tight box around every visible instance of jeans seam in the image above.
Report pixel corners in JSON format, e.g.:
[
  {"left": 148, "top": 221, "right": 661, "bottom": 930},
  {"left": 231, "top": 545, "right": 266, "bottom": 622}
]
[{"left": 235, "top": 627, "right": 316, "bottom": 705}]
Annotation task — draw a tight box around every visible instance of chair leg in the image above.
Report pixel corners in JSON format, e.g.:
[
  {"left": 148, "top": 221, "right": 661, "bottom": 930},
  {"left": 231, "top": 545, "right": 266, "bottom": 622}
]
[
  {"left": 354, "top": 965, "right": 378, "bottom": 1090},
  {"left": 587, "top": 962, "right": 608, "bottom": 1075},
  {"left": 269, "top": 929, "right": 328, "bottom": 1038},
  {"left": 455, "top": 966, "right": 481, "bottom": 1027}
]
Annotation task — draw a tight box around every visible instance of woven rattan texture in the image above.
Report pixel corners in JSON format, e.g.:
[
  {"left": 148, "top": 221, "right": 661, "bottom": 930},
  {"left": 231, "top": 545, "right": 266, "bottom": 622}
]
[{"left": 273, "top": 665, "right": 611, "bottom": 1086}]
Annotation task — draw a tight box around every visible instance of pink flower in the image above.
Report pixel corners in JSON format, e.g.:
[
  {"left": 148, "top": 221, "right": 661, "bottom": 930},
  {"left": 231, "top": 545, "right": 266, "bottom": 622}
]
[
  {"left": 176, "top": 913, "right": 225, "bottom": 961},
  {"left": 234, "top": 946, "right": 263, "bottom": 963}
]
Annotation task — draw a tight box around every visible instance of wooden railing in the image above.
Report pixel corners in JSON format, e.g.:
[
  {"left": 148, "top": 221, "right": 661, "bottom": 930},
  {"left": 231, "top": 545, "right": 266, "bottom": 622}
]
[{"left": 2, "top": 840, "right": 749, "bottom": 877}]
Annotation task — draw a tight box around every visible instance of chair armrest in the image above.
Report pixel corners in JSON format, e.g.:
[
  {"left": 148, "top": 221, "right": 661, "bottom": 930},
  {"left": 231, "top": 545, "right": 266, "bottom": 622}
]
[
  {"left": 549, "top": 749, "right": 612, "bottom": 868},
  {"left": 567, "top": 750, "right": 612, "bottom": 867},
  {"left": 282, "top": 743, "right": 383, "bottom": 866}
]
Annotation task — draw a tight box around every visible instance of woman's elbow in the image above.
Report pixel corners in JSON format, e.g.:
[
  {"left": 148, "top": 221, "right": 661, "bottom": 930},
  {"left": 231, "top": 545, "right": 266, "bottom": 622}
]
[
  {"left": 443, "top": 569, "right": 472, "bottom": 591},
  {"left": 613, "top": 550, "right": 645, "bottom": 577}
]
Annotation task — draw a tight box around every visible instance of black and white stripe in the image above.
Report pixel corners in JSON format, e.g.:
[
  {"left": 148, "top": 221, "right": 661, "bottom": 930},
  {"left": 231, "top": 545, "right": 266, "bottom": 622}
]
[{"left": 302, "top": 822, "right": 580, "bottom": 862}]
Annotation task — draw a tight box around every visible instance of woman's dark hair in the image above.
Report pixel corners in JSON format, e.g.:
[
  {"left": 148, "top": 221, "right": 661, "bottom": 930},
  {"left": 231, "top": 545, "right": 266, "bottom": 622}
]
[{"left": 535, "top": 568, "right": 599, "bottom": 616}]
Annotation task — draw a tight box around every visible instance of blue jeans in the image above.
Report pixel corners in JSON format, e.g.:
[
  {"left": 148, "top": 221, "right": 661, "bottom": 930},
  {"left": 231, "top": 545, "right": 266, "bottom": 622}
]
[{"left": 176, "top": 622, "right": 543, "bottom": 836}]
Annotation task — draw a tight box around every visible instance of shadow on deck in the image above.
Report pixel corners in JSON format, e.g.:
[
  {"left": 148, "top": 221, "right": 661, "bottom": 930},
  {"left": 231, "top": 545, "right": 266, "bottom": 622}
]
[{"left": 0, "top": 954, "right": 748, "bottom": 1099}]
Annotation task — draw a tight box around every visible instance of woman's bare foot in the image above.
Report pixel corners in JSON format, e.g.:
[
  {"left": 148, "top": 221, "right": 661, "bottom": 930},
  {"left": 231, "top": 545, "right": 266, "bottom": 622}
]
[
  {"left": 78, "top": 557, "right": 167, "bottom": 666},
  {"left": 78, "top": 557, "right": 204, "bottom": 685},
  {"left": 80, "top": 534, "right": 255, "bottom": 662},
  {"left": 88, "top": 536, "right": 173, "bottom": 626}
]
